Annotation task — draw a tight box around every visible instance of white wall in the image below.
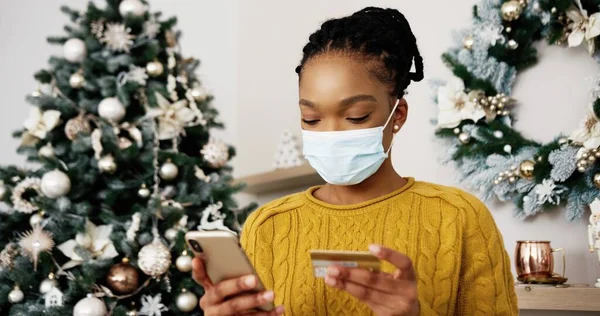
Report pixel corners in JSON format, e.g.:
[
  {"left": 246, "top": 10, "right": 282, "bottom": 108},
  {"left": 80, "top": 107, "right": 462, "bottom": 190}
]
[{"left": 1, "top": 1, "right": 598, "bottom": 315}]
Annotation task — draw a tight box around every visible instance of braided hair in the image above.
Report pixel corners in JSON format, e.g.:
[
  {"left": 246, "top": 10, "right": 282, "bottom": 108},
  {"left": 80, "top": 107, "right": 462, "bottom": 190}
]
[{"left": 296, "top": 7, "right": 424, "bottom": 99}]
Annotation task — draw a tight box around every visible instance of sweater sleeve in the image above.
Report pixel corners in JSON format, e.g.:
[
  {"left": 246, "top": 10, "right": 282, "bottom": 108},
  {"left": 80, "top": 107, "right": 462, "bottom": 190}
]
[{"left": 456, "top": 195, "right": 519, "bottom": 315}]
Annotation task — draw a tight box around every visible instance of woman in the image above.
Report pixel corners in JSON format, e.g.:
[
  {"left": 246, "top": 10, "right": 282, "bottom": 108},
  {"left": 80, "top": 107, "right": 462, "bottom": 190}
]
[{"left": 193, "top": 7, "right": 518, "bottom": 316}]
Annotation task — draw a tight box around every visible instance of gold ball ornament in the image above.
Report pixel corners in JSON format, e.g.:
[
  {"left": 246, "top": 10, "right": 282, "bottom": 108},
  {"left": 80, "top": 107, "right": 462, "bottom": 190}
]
[
  {"left": 106, "top": 258, "right": 139, "bottom": 295},
  {"left": 69, "top": 72, "right": 85, "bottom": 89},
  {"left": 190, "top": 86, "right": 208, "bottom": 102},
  {"left": 519, "top": 160, "right": 535, "bottom": 179},
  {"left": 98, "top": 155, "right": 118, "bottom": 174},
  {"left": 501, "top": 1, "right": 523, "bottom": 21},
  {"left": 458, "top": 132, "right": 471, "bottom": 144},
  {"left": 138, "top": 239, "right": 172, "bottom": 277},
  {"left": 159, "top": 159, "right": 179, "bottom": 181},
  {"left": 463, "top": 35, "right": 474, "bottom": 50},
  {"left": 146, "top": 60, "right": 164, "bottom": 77},
  {"left": 508, "top": 39, "right": 519, "bottom": 50},
  {"left": 176, "top": 289, "right": 198, "bottom": 312},
  {"left": 65, "top": 115, "right": 92, "bottom": 140},
  {"left": 593, "top": 173, "right": 600, "bottom": 189},
  {"left": 138, "top": 184, "right": 151, "bottom": 198}
]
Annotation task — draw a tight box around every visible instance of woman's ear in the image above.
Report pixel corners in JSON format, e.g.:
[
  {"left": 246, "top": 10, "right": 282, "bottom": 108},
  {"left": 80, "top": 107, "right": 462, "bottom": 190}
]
[{"left": 393, "top": 99, "right": 408, "bottom": 133}]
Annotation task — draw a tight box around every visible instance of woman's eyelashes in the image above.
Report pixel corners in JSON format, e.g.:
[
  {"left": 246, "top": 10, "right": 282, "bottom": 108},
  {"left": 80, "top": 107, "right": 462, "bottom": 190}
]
[
  {"left": 347, "top": 113, "right": 371, "bottom": 124},
  {"left": 302, "top": 118, "right": 320, "bottom": 126}
]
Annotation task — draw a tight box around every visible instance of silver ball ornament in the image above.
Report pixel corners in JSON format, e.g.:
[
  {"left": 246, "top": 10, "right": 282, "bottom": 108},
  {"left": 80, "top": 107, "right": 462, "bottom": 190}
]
[
  {"left": 176, "top": 253, "right": 193, "bottom": 272},
  {"left": 39, "top": 275, "right": 58, "bottom": 294},
  {"left": 98, "top": 97, "right": 126, "bottom": 123},
  {"left": 176, "top": 290, "right": 198, "bottom": 312},
  {"left": 119, "top": 0, "right": 146, "bottom": 17},
  {"left": 41, "top": 169, "right": 71, "bottom": 198},
  {"left": 458, "top": 132, "right": 471, "bottom": 144},
  {"left": 69, "top": 72, "right": 85, "bottom": 89},
  {"left": 138, "top": 239, "right": 172, "bottom": 277},
  {"left": 8, "top": 286, "right": 24, "bottom": 303},
  {"left": 63, "top": 38, "right": 87, "bottom": 63},
  {"left": 146, "top": 61, "right": 164, "bottom": 77},
  {"left": 73, "top": 294, "right": 107, "bottom": 316},
  {"left": 98, "top": 155, "right": 118, "bottom": 174},
  {"left": 29, "top": 212, "right": 44, "bottom": 227},
  {"left": 165, "top": 228, "right": 178, "bottom": 241},
  {"left": 159, "top": 160, "right": 179, "bottom": 181}
]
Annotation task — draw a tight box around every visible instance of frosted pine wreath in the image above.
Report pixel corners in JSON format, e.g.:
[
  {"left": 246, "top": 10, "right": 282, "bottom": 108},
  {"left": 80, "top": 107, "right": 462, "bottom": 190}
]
[{"left": 433, "top": 0, "right": 600, "bottom": 220}]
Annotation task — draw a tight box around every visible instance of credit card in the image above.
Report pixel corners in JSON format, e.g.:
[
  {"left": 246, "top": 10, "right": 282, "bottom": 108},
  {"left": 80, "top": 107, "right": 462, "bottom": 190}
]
[{"left": 309, "top": 250, "right": 381, "bottom": 278}]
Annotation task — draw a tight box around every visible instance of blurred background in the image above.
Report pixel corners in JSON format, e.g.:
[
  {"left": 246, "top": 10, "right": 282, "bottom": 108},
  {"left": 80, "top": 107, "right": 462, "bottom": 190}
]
[{"left": 1, "top": 1, "right": 599, "bottom": 315}]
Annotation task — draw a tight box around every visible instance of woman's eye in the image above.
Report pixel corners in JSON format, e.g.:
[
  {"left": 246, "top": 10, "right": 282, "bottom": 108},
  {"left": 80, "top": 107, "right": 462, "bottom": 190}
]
[
  {"left": 302, "top": 119, "right": 320, "bottom": 126},
  {"left": 347, "top": 114, "right": 370, "bottom": 123}
]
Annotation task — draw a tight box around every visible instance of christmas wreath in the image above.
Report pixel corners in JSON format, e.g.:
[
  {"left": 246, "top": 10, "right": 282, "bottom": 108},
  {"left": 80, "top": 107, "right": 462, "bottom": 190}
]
[{"left": 433, "top": 0, "right": 600, "bottom": 220}]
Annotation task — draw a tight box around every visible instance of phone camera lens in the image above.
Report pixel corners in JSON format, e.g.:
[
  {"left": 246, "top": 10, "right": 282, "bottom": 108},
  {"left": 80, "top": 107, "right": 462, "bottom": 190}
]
[{"left": 188, "top": 240, "right": 203, "bottom": 253}]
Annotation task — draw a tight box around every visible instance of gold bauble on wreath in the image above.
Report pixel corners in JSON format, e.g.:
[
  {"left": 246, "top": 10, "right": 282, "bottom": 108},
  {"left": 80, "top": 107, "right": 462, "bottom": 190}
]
[
  {"left": 519, "top": 160, "right": 535, "bottom": 179},
  {"left": 106, "top": 258, "right": 139, "bottom": 295},
  {"left": 593, "top": 173, "right": 600, "bottom": 189},
  {"left": 146, "top": 60, "right": 164, "bottom": 77},
  {"left": 501, "top": 0, "right": 523, "bottom": 21}
]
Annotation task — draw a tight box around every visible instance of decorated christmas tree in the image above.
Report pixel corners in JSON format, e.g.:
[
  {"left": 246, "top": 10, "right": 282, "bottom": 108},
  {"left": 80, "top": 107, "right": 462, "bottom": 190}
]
[
  {"left": 0, "top": 1, "right": 254, "bottom": 315},
  {"left": 272, "top": 130, "right": 303, "bottom": 170}
]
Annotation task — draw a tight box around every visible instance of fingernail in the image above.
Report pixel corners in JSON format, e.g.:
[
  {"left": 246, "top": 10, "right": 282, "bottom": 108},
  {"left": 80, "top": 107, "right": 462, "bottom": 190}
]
[
  {"left": 369, "top": 244, "right": 381, "bottom": 255},
  {"left": 327, "top": 267, "right": 340, "bottom": 277},
  {"left": 276, "top": 306, "right": 285, "bottom": 314},
  {"left": 244, "top": 275, "right": 256, "bottom": 288},
  {"left": 263, "top": 291, "right": 274, "bottom": 301},
  {"left": 324, "top": 276, "right": 337, "bottom": 286}
]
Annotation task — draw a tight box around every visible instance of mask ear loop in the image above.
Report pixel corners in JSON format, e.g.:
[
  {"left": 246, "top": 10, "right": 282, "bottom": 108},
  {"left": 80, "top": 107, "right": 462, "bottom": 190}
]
[{"left": 384, "top": 99, "right": 400, "bottom": 155}]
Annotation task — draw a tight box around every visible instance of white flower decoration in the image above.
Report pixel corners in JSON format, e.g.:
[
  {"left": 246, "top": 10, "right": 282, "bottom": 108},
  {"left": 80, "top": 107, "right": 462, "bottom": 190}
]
[
  {"left": 436, "top": 77, "right": 486, "bottom": 128},
  {"left": 570, "top": 106, "right": 600, "bottom": 149},
  {"left": 147, "top": 92, "right": 203, "bottom": 140},
  {"left": 534, "top": 179, "right": 566, "bottom": 205},
  {"left": 57, "top": 220, "right": 119, "bottom": 269},
  {"left": 567, "top": 1, "right": 600, "bottom": 54},
  {"left": 22, "top": 107, "right": 61, "bottom": 144}
]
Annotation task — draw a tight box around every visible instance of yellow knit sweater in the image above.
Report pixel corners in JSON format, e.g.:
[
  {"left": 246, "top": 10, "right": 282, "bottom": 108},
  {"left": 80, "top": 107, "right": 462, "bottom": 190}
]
[{"left": 240, "top": 178, "right": 518, "bottom": 315}]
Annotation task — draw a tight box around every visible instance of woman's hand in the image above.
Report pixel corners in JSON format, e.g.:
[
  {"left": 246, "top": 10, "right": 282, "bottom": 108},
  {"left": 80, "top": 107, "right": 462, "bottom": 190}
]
[
  {"left": 324, "top": 245, "right": 419, "bottom": 316},
  {"left": 192, "top": 256, "right": 285, "bottom": 316}
]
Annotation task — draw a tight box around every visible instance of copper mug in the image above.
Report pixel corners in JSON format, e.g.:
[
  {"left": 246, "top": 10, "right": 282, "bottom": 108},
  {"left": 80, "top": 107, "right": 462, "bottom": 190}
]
[{"left": 515, "top": 241, "right": 565, "bottom": 282}]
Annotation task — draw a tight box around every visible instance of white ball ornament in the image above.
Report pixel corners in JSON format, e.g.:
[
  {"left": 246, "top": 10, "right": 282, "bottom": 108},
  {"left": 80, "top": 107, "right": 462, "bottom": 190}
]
[
  {"left": 119, "top": 0, "right": 146, "bottom": 17},
  {"left": 8, "top": 286, "right": 24, "bottom": 303},
  {"left": 73, "top": 294, "right": 107, "bottom": 316},
  {"left": 41, "top": 169, "right": 71, "bottom": 199},
  {"left": 176, "top": 253, "right": 193, "bottom": 272},
  {"left": 39, "top": 275, "right": 58, "bottom": 294},
  {"left": 69, "top": 72, "right": 85, "bottom": 89},
  {"left": 138, "top": 239, "right": 172, "bottom": 277},
  {"left": 165, "top": 228, "right": 178, "bottom": 241},
  {"left": 98, "top": 97, "right": 126, "bottom": 123},
  {"left": 98, "top": 155, "right": 118, "bottom": 174},
  {"left": 63, "top": 38, "right": 87, "bottom": 63},
  {"left": 159, "top": 160, "right": 179, "bottom": 181},
  {"left": 29, "top": 212, "right": 44, "bottom": 227},
  {"left": 176, "top": 289, "right": 198, "bottom": 312},
  {"left": 38, "top": 144, "right": 55, "bottom": 158}
]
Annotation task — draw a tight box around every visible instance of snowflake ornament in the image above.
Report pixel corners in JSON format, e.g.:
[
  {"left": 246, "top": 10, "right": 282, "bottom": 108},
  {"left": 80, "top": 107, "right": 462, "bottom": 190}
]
[
  {"left": 474, "top": 24, "right": 505, "bottom": 46},
  {"left": 118, "top": 65, "right": 148, "bottom": 86},
  {"left": 534, "top": 179, "right": 566, "bottom": 205},
  {"left": 201, "top": 138, "right": 230, "bottom": 168},
  {"left": 142, "top": 16, "right": 161, "bottom": 39},
  {"left": 101, "top": 23, "right": 135, "bottom": 52},
  {"left": 19, "top": 225, "right": 54, "bottom": 271},
  {"left": 139, "top": 293, "right": 168, "bottom": 316}
]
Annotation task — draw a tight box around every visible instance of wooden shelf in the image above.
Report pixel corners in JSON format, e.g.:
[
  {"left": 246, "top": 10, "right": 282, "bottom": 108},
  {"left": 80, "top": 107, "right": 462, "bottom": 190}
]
[
  {"left": 516, "top": 284, "right": 600, "bottom": 311},
  {"left": 233, "top": 164, "right": 323, "bottom": 195}
]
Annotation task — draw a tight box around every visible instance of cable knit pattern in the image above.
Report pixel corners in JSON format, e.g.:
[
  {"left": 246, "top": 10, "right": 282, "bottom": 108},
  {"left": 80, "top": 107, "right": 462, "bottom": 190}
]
[{"left": 241, "top": 178, "right": 518, "bottom": 315}]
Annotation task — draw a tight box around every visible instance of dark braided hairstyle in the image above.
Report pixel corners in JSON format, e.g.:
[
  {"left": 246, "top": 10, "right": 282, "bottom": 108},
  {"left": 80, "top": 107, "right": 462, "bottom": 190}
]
[{"left": 295, "top": 7, "right": 424, "bottom": 99}]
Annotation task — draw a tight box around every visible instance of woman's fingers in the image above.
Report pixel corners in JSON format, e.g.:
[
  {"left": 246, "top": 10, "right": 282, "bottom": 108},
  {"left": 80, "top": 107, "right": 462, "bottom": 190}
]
[
  {"left": 192, "top": 256, "right": 213, "bottom": 288},
  {"left": 369, "top": 244, "right": 416, "bottom": 281},
  {"left": 202, "top": 275, "right": 259, "bottom": 306},
  {"left": 327, "top": 266, "right": 398, "bottom": 293},
  {"left": 204, "top": 290, "right": 280, "bottom": 315}
]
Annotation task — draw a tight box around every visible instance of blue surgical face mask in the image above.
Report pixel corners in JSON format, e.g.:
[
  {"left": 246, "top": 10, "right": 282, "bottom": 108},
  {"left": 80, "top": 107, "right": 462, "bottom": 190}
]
[{"left": 301, "top": 99, "right": 399, "bottom": 186}]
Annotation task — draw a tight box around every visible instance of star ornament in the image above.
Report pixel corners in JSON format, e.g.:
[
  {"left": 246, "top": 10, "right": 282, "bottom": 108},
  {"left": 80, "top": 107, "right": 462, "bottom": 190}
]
[
  {"left": 19, "top": 226, "right": 55, "bottom": 271},
  {"left": 147, "top": 92, "right": 203, "bottom": 140}
]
